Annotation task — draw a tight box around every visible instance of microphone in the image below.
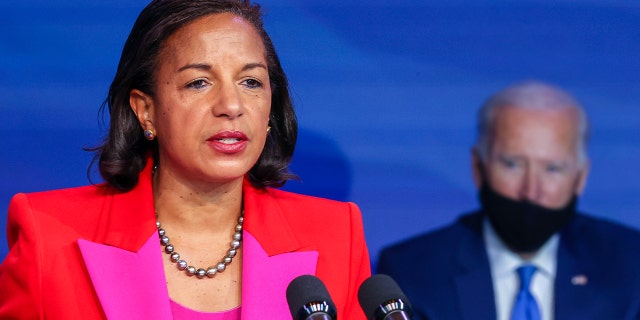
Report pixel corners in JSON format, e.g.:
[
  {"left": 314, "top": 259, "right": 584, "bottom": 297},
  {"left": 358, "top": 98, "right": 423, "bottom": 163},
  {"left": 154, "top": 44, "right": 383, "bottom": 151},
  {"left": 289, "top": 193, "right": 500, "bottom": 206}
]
[
  {"left": 358, "top": 274, "right": 413, "bottom": 320},
  {"left": 286, "top": 274, "right": 337, "bottom": 320}
]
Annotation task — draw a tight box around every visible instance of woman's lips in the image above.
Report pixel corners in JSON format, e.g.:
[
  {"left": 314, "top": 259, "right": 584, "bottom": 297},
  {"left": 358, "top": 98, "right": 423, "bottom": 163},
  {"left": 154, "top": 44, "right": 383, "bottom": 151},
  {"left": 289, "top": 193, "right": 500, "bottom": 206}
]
[{"left": 207, "top": 131, "right": 248, "bottom": 154}]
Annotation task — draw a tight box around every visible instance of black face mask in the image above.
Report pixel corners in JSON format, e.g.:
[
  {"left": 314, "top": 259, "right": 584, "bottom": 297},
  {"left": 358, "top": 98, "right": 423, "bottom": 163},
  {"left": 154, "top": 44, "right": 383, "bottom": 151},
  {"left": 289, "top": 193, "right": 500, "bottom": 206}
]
[{"left": 479, "top": 182, "right": 577, "bottom": 254}]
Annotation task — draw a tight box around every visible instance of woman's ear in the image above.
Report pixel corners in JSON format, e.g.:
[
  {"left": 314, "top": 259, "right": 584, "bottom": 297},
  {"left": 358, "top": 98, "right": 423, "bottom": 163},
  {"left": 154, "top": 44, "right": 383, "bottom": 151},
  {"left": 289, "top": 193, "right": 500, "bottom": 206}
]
[{"left": 129, "top": 89, "right": 154, "bottom": 130}]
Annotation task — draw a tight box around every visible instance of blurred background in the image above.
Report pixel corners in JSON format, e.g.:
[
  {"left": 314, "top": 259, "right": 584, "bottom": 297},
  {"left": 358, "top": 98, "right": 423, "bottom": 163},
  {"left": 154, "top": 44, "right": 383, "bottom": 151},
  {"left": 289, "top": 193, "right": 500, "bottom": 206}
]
[{"left": 1, "top": 0, "right": 639, "bottom": 267}]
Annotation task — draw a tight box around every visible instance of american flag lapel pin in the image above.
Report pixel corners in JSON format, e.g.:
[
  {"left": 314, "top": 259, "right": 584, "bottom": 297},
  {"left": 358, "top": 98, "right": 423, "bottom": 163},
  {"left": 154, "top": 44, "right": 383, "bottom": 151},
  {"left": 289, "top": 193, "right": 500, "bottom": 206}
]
[{"left": 571, "top": 274, "right": 588, "bottom": 286}]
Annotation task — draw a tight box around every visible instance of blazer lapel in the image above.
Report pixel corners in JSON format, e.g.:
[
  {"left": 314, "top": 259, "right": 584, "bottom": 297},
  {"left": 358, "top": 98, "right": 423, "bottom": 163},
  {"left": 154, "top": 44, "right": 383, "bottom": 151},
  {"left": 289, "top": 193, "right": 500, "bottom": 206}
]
[
  {"left": 78, "top": 159, "right": 169, "bottom": 319},
  {"left": 454, "top": 214, "right": 497, "bottom": 320},
  {"left": 78, "top": 234, "right": 172, "bottom": 320},
  {"left": 241, "top": 231, "right": 318, "bottom": 319},
  {"left": 554, "top": 222, "right": 597, "bottom": 319},
  {"left": 241, "top": 181, "right": 320, "bottom": 319}
]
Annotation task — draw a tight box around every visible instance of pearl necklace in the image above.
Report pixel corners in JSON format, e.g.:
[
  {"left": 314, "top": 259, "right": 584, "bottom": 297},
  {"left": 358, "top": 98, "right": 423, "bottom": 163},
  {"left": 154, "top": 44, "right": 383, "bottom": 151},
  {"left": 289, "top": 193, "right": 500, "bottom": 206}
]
[{"left": 156, "top": 211, "right": 244, "bottom": 279}]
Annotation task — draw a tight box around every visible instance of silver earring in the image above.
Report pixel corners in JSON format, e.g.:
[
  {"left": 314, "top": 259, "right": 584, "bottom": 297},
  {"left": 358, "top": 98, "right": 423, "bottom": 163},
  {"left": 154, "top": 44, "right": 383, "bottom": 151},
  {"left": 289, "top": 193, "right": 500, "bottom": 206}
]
[{"left": 266, "top": 126, "right": 271, "bottom": 133}]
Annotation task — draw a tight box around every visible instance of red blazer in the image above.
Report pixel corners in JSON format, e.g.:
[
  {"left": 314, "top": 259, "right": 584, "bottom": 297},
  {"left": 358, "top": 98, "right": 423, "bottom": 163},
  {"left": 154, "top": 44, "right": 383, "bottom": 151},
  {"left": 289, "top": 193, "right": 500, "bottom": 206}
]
[{"left": 0, "top": 163, "right": 371, "bottom": 319}]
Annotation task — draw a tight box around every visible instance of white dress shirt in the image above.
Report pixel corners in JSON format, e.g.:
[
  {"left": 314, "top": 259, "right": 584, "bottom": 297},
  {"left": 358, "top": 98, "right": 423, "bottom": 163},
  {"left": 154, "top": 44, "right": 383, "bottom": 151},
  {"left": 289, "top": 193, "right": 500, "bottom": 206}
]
[{"left": 483, "top": 219, "right": 559, "bottom": 320}]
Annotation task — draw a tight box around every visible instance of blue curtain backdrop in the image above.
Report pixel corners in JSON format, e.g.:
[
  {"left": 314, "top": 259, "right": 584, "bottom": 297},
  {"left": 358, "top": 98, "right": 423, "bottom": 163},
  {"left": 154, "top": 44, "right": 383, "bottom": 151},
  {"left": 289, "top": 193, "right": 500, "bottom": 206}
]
[{"left": 1, "top": 0, "right": 639, "bottom": 265}]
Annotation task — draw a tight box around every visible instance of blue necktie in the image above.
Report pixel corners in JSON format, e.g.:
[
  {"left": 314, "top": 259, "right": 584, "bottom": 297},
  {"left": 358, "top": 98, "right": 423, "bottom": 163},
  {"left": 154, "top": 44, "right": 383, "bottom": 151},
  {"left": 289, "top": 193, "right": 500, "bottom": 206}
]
[{"left": 511, "top": 265, "right": 541, "bottom": 320}]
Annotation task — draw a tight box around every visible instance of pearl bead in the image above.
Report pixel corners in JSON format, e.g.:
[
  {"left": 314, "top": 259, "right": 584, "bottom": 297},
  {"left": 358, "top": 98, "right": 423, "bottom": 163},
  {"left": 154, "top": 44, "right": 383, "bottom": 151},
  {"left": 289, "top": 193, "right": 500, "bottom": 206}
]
[{"left": 156, "top": 210, "right": 243, "bottom": 279}]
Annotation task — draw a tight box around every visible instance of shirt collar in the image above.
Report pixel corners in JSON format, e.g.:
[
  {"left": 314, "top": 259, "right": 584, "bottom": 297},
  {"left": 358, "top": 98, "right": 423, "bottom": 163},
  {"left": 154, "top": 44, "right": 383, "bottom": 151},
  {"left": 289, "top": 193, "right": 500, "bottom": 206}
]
[{"left": 483, "top": 218, "right": 559, "bottom": 278}]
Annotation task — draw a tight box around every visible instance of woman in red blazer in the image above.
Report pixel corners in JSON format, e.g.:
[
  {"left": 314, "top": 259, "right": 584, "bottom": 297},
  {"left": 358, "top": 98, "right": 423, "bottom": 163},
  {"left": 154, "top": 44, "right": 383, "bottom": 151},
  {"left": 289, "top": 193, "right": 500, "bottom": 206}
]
[{"left": 0, "top": 0, "right": 371, "bottom": 319}]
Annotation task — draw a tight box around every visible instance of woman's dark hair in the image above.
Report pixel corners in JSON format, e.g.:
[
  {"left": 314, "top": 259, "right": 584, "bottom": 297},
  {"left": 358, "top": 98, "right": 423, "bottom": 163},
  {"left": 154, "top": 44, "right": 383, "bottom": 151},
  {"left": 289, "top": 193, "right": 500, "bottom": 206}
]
[{"left": 90, "top": 0, "right": 297, "bottom": 191}]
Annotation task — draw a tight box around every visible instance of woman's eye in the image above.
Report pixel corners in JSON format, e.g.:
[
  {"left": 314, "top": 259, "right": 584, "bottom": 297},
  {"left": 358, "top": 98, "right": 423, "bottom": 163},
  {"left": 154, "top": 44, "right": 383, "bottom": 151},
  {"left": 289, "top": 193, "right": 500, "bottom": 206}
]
[
  {"left": 242, "top": 78, "right": 262, "bottom": 89},
  {"left": 186, "top": 79, "right": 209, "bottom": 90}
]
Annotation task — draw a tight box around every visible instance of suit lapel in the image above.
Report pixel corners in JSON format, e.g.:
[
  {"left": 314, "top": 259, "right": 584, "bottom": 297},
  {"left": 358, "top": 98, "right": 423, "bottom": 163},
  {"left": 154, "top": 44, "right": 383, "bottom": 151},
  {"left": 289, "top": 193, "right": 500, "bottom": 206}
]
[
  {"left": 554, "top": 220, "right": 598, "bottom": 319},
  {"left": 78, "top": 159, "right": 168, "bottom": 319},
  {"left": 241, "top": 181, "right": 319, "bottom": 319},
  {"left": 78, "top": 234, "right": 172, "bottom": 320},
  {"left": 454, "top": 214, "right": 497, "bottom": 320},
  {"left": 241, "top": 231, "right": 318, "bottom": 319}
]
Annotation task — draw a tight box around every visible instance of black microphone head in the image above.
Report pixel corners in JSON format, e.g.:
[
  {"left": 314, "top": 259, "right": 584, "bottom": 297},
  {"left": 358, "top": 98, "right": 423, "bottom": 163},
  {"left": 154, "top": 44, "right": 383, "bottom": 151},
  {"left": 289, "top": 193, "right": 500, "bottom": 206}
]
[
  {"left": 358, "top": 274, "right": 413, "bottom": 320},
  {"left": 286, "top": 274, "right": 337, "bottom": 320}
]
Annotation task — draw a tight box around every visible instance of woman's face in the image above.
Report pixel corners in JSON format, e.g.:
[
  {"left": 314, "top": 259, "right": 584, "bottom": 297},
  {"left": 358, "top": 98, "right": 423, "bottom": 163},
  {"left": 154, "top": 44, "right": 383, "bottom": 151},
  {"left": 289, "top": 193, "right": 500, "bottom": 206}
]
[{"left": 132, "top": 13, "right": 271, "bottom": 186}]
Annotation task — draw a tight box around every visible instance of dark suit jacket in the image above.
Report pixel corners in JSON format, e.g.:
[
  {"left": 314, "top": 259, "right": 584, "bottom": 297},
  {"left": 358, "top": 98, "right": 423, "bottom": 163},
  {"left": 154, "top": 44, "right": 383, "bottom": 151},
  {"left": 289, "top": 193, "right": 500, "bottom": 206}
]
[
  {"left": 377, "top": 212, "right": 640, "bottom": 320},
  {"left": 0, "top": 161, "right": 371, "bottom": 319}
]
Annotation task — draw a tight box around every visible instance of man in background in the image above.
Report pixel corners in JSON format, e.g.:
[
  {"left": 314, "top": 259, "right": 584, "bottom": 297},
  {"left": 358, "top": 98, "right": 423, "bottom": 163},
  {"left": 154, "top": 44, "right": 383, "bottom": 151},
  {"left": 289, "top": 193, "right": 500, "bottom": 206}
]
[{"left": 377, "top": 81, "right": 640, "bottom": 320}]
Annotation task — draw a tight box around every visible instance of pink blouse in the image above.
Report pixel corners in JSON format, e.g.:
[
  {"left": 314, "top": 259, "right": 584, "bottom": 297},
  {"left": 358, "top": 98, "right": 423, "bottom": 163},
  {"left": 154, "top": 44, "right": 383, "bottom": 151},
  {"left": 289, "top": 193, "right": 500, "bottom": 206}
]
[{"left": 170, "top": 300, "right": 241, "bottom": 320}]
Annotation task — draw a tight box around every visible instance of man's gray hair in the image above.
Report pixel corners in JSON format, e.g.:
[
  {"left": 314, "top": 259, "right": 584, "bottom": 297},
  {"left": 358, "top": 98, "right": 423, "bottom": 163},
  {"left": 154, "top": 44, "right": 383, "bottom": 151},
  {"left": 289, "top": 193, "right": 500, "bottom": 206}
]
[{"left": 474, "top": 80, "right": 589, "bottom": 164}]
